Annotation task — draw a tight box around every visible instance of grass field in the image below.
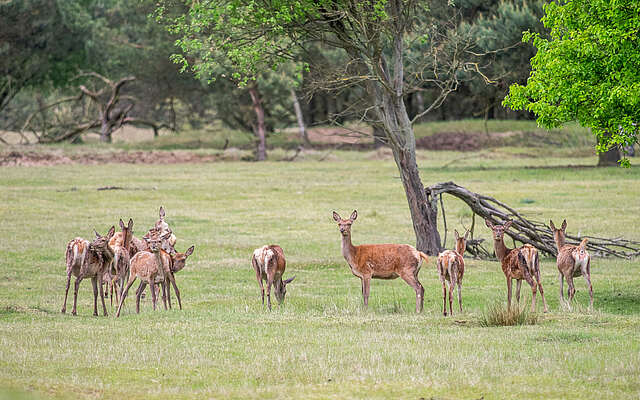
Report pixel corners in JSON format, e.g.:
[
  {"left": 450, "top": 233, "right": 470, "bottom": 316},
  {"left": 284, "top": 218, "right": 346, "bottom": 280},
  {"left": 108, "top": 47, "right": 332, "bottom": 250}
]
[{"left": 1, "top": 128, "right": 639, "bottom": 399}]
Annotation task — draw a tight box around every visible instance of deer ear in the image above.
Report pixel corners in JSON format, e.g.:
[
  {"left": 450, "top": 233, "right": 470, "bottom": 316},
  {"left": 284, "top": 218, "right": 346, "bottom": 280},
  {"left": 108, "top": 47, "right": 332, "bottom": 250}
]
[
  {"left": 107, "top": 226, "right": 116, "bottom": 238},
  {"left": 119, "top": 219, "right": 125, "bottom": 230},
  {"left": 454, "top": 230, "right": 460, "bottom": 240},
  {"left": 350, "top": 210, "right": 357, "bottom": 221},
  {"left": 549, "top": 220, "right": 556, "bottom": 230},
  {"left": 159, "top": 206, "right": 165, "bottom": 220},
  {"left": 464, "top": 230, "right": 470, "bottom": 240},
  {"left": 485, "top": 219, "right": 493, "bottom": 229},
  {"left": 185, "top": 245, "right": 194, "bottom": 256},
  {"left": 504, "top": 220, "right": 513, "bottom": 230},
  {"left": 332, "top": 211, "right": 341, "bottom": 222},
  {"left": 561, "top": 219, "right": 567, "bottom": 231},
  {"left": 128, "top": 218, "right": 134, "bottom": 230},
  {"left": 94, "top": 229, "right": 100, "bottom": 239},
  {"left": 283, "top": 275, "right": 296, "bottom": 285}
]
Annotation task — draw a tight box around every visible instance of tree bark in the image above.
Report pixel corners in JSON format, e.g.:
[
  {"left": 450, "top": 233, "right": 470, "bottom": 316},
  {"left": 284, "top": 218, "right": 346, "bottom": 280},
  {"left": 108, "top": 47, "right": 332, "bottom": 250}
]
[
  {"left": 597, "top": 146, "right": 620, "bottom": 167},
  {"left": 248, "top": 85, "right": 267, "bottom": 161},
  {"left": 100, "top": 115, "right": 112, "bottom": 143}
]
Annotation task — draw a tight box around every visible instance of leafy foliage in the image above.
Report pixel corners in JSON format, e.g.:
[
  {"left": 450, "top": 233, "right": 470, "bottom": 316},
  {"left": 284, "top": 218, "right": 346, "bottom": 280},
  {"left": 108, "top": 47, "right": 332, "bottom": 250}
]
[{"left": 503, "top": 0, "right": 640, "bottom": 166}]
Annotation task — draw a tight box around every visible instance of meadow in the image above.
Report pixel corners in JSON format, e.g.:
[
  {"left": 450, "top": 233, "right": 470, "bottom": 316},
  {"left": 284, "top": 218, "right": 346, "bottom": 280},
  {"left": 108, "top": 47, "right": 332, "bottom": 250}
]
[{"left": 1, "top": 125, "right": 639, "bottom": 399}]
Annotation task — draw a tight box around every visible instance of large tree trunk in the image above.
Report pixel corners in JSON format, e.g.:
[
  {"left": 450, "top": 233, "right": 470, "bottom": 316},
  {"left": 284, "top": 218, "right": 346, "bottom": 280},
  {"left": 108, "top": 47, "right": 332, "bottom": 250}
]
[
  {"left": 597, "top": 146, "right": 620, "bottom": 167},
  {"left": 248, "top": 85, "right": 267, "bottom": 161},
  {"left": 100, "top": 115, "right": 111, "bottom": 143}
]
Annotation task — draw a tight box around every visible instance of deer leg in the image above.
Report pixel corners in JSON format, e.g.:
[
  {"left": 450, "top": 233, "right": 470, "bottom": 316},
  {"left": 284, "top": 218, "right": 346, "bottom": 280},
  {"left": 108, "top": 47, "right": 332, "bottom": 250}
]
[
  {"left": 440, "top": 275, "right": 447, "bottom": 316},
  {"left": 559, "top": 272, "right": 565, "bottom": 305},
  {"left": 97, "top": 274, "right": 107, "bottom": 316},
  {"left": 135, "top": 281, "right": 146, "bottom": 314},
  {"left": 362, "top": 277, "right": 371, "bottom": 308},
  {"left": 566, "top": 275, "right": 576, "bottom": 303},
  {"left": 116, "top": 276, "right": 137, "bottom": 318},
  {"left": 515, "top": 280, "right": 522, "bottom": 304},
  {"left": 457, "top": 282, "right": 463, "bottom": 313},
  {"left": 166, "top": 279, "right": 172, "bottom": 310},
  {"left": 160, "top": 280, "right": 168, "bottom": 310},
  {"left": 448, "top": 281, "right": 454, "bottom": 316},
  {"left": 150, "top": 282, "right": 158, "bottom": 311},
  {"left": 91, "top": 277, "right": 99, "bottom": 317},
  {"left": 61, "top": 270, "right": 72, "bottom": 314},
  {"left": 71, "top": 277, "right": 83, "bottom": 316},
  {"left": 506, "top": 277, "right": 512, "bottom": 310},
  {"left": 169, "top": 273, "right": 182, "bottom": 310},
  {"left": 400, "top": 272, "right": 423, "bottom": 313}
]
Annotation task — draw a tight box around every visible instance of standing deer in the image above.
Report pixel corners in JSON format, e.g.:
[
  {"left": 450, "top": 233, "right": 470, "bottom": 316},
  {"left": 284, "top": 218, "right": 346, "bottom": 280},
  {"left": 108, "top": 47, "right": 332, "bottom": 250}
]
[
  {"left": 333, "top": 210, "right": 428, "bottom": 313},
  {"left": 163, "top": 244, "right": 195, "bottom": 310},
  {"left": 115, "top": 231, "right": 172, "bottom": 317},
  {"left": 155, "top": 206, "right": 177, "bottom": 254},
  {"left": 485, "top": 219, "right": 548, "bottom": 312},
  {"left": 436, "top": 229, "right": 468, "bottom": 316},
  {"left": 550, "top": 219, "right": 593, "bottom": 309},
  {"left": 252, "top": 245, "right": 295, "bottom": 310},
  {"left": 105, "top": 218, "right": 133, "bottom": 304},
  {"left": 61, "top": 226, "right": 115, "bottom": 316}
]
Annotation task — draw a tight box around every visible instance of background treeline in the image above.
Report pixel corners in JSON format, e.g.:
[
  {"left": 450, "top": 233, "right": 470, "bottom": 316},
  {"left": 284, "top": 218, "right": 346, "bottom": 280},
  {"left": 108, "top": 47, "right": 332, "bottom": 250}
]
[{"left": 0, "top": 0, "right": 545, "bottom": 143}]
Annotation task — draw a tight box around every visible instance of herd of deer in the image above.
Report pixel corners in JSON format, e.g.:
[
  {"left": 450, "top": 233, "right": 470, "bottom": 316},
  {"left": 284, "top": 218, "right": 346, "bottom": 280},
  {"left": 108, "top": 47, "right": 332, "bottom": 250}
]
[
  {"left": 61, "top": 206, "right": 194, "bottom": 317},
  {"left": 61, "top": 207, "right": 593, "bottom": 317}
]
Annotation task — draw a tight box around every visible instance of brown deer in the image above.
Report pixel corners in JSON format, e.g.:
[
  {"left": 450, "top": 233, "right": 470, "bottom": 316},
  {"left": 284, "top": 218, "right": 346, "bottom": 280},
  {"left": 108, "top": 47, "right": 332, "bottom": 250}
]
[
  {"left": 115, "top": 231, "right": 171, "bottom": 317},
  {"left": 436, "top": 229, "right": 468, "bottom": 316},
  {"left": 251, "top": 245, "right": 295, "bottom": 310},
  {"left": 550, "top": 219, "right": 593, "bottom": 309},
  {"left": 104, "top": 218, "right": 133, "bottom": 305},
  {"left": 485, "top": 219, "right": 548, "bottom": 312},
  {"left": 333, "top": 210, "right": 428, "bottom": 313},
  {"left": 61, "top": 226, "right": 115, "bottom": 316},
  {"left": 155, "top": 206, "right": 177, "bottom": 254},
  {"left": 163, "top": 244, "right": 194, "bottom": 310}
]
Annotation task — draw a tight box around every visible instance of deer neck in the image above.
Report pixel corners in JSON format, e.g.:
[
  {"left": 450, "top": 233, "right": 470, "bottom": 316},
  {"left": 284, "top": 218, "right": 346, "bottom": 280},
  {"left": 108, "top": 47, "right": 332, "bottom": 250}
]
[
  {"left": 153, "top": 250, "right": 166, "bottom": 281},
  {"left": 554, "top": 232, "right": 566, "bottom": 250},
  {"left": 456, "top": 241, "right": 465, "bottom": 257},
  {"left": 341, "top": 232, "right": 357, "bottom": 267},
  {"left": 493, "top": 238, "right": 510, "bottom": 261}
]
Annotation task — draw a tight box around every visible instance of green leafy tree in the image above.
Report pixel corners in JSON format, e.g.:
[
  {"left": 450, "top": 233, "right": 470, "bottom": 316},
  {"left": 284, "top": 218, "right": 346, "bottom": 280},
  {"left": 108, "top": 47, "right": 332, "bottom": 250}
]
[
  {"left": 503, "top": 0, "right": 640, "bottom": 166},
  {"left": 158, "top": 0, "right": 490, "bottom": 254}
]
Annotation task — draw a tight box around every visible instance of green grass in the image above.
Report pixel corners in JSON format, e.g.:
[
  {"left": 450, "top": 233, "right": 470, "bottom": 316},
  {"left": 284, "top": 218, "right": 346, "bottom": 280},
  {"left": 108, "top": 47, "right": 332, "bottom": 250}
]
[{"left": 1, "top": 145, "right": 639, "bottom": 399}]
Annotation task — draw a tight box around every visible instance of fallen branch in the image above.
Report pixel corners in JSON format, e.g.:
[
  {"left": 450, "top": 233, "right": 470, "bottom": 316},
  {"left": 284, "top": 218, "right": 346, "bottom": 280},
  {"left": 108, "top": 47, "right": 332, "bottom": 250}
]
[{"left": 425, "top": 181, "right": 640, "bottom": 259}]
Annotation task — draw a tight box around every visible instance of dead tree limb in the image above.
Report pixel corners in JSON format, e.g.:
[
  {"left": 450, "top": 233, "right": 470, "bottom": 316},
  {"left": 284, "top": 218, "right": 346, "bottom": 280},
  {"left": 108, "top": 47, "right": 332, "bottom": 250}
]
[{"left": 425, "top": 181, "right": 640, "bottom": 259}]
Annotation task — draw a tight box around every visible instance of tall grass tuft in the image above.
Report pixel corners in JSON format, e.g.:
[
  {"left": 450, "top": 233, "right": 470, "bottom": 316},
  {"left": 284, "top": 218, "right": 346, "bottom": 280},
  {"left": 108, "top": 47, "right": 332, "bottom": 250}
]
[{"left": 479, "top": 302, "right": 538, "bottom": 327}]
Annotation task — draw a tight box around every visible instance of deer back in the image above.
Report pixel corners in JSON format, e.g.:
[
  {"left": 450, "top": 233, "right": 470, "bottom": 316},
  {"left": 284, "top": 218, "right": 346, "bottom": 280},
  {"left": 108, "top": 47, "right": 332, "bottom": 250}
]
[
  {"left": 352, "top": 244, "right": 421, "bottom": 278},
  {"left": 130, "top": 251, "right": 171, "bottom": 284},
  {"left": 437, "top": 250, "right": 464, "bottom": 282}
]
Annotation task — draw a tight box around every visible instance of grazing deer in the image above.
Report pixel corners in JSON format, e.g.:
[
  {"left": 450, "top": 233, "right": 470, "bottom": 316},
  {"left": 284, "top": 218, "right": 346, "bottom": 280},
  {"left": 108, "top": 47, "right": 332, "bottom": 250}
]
[
  {"left": 333, "top": 210, "right": 428, "bottom": 313},
  {"left": 550, "top": 219, "right": 593, "bottom": 309},
  {"left": 61, "top": 226, "right": 115, "bottom": 316},
  {"left": 436, "top": 229, "right": 468, "bottom": 316},
  {"left": 485, "top": 219, "right": 548, "bottom": 312},
  {"left": 251, "top": 245, "right": 295, "bottom": 310}
]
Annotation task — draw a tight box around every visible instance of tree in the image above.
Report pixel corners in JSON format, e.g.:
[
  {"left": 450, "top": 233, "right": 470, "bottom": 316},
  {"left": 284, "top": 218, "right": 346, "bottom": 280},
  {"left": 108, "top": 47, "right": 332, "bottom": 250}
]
[
  {"left": 503, "top": 0, "right": 640, "bottom": 167},
  {"left": 159, "top": 1, "right": 490, "bottom": 254}
]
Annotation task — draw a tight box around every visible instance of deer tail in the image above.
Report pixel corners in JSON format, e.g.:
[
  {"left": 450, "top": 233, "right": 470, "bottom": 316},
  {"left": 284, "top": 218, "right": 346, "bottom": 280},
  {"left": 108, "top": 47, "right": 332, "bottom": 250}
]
[{"left": 579, "top": 238, "right": 588, "bottom": 249}]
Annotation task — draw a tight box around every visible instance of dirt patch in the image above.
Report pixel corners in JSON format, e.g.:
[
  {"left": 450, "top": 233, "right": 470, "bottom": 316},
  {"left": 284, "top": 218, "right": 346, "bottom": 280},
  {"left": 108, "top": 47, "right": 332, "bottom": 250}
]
[
  {"left": 416, "top": 131, "right": 490, "bottom": 151},
  {"left": 0, "top": 150, "right": 220, "bottom": 167}
]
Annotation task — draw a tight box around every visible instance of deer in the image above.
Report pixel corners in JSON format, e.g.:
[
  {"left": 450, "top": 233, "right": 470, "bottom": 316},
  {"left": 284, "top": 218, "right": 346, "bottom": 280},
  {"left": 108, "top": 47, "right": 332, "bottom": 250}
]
[
  {"left": 61, "top": 226, "right": 115, "bottom": 316},
  {"left": 436, "top": 229, "right": 468, "bottom": 316},
  {"left": 115, "top": 231, "right": 193, "bottom": 316},
  {"left": 333, "top": 210, "right": 428, "bottom": 313},
  {"left": 485, "top": 219, "right": 548, "bottom": 312},
  {"left": 162, "top": 244, "right": 194, "bottom": 310},
  {"left": 104, "top": 218, "right": 133, "bottom": 305},
  {"left": 251, "top": 245, "right": 295, "bottom": 310},
  {"left": 155, "top": 206, "right": 177, "bottom": 255},
  {"left": 550, "top": 219, "right": 593, "bottom": 309}
]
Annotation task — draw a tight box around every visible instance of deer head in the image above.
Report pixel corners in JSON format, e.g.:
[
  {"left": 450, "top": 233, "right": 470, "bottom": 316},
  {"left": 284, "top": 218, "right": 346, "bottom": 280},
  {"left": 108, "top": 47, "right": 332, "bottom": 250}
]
[
  {"left": 549, "top": 219, "right": 567, "bottom": 247},
  {"left": 118, "top": 218, "right": 134, "bottom": 248},
  {"left": 91, "top": 226, "right": 116, "bottom": 251},
  {"left": 454, "top": 229, "right": 469, "bottom": 255},
  {"left": 144, "top": 230, "right": 171, "bottom": 253},
  {"left": 155, "top": 206, "right": 170, "bottom": 233},
  {"left": 485, "top": 219, "right": 512, "bottom": 242},
  {"left": 333, "top": 210, "right": 357, "bottom": 237},
  {"left": 274, "top": 275, "right": 296, "bottom": 304},
  {"left": 171, "top": 245, "right": 195, "bottom": 273}
]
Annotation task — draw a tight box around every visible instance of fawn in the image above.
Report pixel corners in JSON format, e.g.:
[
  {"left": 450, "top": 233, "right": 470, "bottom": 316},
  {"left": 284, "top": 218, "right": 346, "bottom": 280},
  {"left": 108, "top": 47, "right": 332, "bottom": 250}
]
[
  {"left": 333, "top": 210, "right": 428, "bottom": 313},
  {"left": 251, "top": 245, "right": 295, "bottom": 310},
  {"left": 485, "top": 219, "right": 548, "bottom": 312},
  {"left": 105, "top": 218, "right": 133, "bottom": 305},
  {"left": 550, "top": 219, "right": 593, "bottom": 309},
  {"left": 436, "top": 229, "right": 468, "bottom": 316},
  {"left": 61, "top": 226, "right": 115, "bottom": 316}
]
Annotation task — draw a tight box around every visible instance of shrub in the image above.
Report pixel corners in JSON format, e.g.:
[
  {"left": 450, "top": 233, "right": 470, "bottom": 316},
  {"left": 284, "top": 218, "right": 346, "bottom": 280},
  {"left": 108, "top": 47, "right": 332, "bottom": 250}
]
[{"left": 479, "top": 302, "right": 538, "bottom": 327}]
